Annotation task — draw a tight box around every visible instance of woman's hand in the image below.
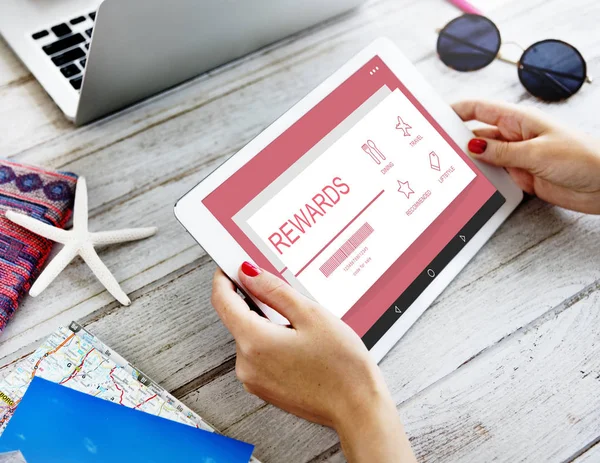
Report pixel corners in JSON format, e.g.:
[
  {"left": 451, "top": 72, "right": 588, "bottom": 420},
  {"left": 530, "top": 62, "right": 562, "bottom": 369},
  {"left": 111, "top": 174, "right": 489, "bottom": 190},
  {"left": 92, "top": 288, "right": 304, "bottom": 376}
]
[
  {"left": 453, "top": 100, "right": 600, "bottom": 214},
  {"left": 211, "top": 263, "right": 416, "bottom": 463}
]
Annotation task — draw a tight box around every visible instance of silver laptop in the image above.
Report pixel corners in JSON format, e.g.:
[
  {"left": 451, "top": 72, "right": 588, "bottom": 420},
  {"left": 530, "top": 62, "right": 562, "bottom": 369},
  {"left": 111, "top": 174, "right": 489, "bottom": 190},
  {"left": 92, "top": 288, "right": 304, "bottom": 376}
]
[{"left": 0, "top": 0, "right": 365, "bottom": 125}]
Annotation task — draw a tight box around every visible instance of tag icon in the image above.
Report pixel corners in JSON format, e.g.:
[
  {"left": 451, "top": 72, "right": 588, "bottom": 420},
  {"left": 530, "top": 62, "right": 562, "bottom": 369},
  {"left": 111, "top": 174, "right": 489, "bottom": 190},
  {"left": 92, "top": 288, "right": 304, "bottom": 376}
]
[{"left": 429, "top": 151, "right": 441, "bottom": 171}]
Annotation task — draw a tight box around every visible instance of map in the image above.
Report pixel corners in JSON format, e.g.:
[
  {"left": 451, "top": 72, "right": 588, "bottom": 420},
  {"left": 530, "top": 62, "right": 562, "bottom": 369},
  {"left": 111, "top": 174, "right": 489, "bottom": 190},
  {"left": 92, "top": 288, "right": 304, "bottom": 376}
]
[
  {"left": 0, "top": 322, "right": 211, "bottom": 434},
  {"left": 0, "top": 451, "right": 26, "bottom": 463}
]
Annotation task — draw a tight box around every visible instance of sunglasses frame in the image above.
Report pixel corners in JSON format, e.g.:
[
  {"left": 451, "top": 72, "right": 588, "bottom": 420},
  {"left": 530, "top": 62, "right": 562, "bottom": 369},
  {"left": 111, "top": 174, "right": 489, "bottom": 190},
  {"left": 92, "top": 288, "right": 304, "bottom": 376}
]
[
  {"left": 436, "top": 15, "right": 501, "bottom": 72},
  {"left": 436, "top": 14, "right": 593, "bottom": 100}
]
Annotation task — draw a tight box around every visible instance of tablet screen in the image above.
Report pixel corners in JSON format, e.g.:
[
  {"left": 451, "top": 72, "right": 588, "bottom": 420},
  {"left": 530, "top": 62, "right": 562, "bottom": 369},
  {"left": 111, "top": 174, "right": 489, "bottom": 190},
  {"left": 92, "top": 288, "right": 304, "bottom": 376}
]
[{"left": 203, "top": 56, "right": 505, "bottom": 348}]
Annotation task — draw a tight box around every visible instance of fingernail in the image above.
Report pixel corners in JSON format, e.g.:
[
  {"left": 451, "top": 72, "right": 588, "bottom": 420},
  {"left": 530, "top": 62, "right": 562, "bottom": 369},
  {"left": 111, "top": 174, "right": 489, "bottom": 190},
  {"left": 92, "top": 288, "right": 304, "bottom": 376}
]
[
  {"left": 468, "top": 138, "right": 488, "bottom": 155},
  {"left": 241, "top": 261, "right": 261, "bottom": 277}
]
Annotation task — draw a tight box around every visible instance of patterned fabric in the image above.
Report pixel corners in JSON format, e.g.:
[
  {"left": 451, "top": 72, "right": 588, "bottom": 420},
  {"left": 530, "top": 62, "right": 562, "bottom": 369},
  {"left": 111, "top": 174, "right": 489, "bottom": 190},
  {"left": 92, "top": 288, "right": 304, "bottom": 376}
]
[{"left": 0, "top": 161, "right": 77, "bottom": 333}]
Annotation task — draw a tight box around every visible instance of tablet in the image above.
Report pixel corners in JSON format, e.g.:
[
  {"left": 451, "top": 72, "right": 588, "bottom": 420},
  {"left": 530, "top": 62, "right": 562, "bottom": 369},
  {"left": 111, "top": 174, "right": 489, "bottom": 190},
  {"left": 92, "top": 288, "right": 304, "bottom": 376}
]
[{"left": 175, "top": 38, "right": 523, "bottom": 363}]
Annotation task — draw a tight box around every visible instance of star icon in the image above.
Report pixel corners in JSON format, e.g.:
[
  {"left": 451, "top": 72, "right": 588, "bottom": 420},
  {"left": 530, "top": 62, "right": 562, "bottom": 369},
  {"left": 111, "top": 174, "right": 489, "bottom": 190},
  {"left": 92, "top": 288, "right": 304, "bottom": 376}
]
[
  {"left": 5, "top": 177, "right": 157, "bottom": 306},
  {"left": 397, "top": 180, "right": 415, "bottom": 199},
  {"left": 395, "top": 116, "right": 413, "bottom": 137}
]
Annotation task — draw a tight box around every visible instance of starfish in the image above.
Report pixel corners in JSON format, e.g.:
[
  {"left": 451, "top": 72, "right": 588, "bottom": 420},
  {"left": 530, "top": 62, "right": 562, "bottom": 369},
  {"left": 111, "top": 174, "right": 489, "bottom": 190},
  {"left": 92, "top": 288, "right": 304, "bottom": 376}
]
[{"left": 5, "top": 177, "right": 157, "bottom": 306}]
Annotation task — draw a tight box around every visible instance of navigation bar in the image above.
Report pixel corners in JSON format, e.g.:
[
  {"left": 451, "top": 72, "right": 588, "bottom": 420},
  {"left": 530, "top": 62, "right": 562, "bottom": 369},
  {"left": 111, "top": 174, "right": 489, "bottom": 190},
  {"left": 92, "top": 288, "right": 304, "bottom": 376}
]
[{"left": 362, "top": 191, "right": 506, "bottom": 349}]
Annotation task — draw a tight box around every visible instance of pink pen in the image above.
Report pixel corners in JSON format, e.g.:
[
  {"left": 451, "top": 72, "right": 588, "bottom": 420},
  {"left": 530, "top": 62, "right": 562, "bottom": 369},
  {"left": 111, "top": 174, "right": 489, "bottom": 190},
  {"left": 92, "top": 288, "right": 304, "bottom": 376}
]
[{"left": 447, "top": 0, "right": 483, "bottom": 15}]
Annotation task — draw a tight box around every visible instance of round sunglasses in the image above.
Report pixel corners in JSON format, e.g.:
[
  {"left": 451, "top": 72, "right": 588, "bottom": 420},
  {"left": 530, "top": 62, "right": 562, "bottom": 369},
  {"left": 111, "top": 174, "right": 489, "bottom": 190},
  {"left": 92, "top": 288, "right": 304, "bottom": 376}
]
[{"left": 436, "top": 14, "right": 592, "bottom": 102}]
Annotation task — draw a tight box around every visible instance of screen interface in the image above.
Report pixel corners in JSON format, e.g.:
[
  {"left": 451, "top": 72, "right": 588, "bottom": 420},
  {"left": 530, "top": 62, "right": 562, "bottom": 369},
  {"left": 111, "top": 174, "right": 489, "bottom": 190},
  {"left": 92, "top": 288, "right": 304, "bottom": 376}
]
[{"left": 204, "top": 56, "right": 505, "bottom": 348}]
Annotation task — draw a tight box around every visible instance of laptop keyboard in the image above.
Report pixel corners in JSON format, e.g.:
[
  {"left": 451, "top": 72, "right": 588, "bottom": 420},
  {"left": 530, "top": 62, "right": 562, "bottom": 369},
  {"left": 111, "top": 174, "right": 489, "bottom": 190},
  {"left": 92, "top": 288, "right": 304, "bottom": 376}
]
[{"left": 31, "top": 12, "right": 96, "bottom": 92}]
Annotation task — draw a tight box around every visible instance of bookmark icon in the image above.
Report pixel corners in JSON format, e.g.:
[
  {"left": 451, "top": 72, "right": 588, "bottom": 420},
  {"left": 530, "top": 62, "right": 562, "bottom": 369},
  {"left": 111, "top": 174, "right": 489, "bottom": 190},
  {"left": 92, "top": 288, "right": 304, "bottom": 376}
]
[
  {"left": 429, "top": 151, "right": 441, "bottom": 171},
  {"left": 362, "top": 140, "right": 386, "bottom": 165}
]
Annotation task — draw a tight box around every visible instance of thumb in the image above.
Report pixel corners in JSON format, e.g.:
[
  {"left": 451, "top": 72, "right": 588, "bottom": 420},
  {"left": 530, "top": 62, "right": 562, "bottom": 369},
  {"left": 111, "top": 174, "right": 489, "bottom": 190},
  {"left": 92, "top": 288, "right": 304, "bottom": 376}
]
[
  {"left": 238, "top": 262, "right": 314, "bottom": 327},
  {"left": 467, "top": 137, "right": 537, "bottom": 170}
]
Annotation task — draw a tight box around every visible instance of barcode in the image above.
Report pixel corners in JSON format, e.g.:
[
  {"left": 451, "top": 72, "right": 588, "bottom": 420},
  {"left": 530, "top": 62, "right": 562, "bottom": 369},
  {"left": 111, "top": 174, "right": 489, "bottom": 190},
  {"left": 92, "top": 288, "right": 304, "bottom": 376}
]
[{"left": 319, "top": 222, "right": 374, "bottom": 278}]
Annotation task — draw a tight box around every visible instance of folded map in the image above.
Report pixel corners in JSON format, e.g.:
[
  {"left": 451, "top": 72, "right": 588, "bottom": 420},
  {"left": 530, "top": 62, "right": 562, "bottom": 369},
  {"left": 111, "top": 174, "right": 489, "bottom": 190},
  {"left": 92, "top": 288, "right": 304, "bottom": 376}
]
[{"left": 0, "top": 322, "right": 260, "bottom": 462}]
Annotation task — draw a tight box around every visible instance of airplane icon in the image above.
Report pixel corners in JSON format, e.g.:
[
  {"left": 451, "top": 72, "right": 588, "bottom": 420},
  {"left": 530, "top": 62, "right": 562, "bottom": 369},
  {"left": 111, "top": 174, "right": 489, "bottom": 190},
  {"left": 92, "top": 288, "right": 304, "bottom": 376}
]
[{"left": 395, "top": 116, "right": 412, "bottom": 137}]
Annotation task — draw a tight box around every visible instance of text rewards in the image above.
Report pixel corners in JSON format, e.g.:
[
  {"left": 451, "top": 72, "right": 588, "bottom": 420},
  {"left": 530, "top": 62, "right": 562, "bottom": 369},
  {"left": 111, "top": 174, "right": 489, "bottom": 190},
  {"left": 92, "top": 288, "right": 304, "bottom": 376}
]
[{"left": 268, "top": 177, "right": 350, "bottom": 255}]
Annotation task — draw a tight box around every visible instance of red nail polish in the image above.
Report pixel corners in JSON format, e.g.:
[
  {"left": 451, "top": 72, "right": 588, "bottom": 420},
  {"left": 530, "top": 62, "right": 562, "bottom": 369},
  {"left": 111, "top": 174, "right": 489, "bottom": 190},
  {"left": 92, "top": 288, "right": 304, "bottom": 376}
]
[
  {"left": 468, "top": 138, "right": 488, "bottom": 155},
  {"left": 241, "top": 261, "right": 261, "bottom": 277}
]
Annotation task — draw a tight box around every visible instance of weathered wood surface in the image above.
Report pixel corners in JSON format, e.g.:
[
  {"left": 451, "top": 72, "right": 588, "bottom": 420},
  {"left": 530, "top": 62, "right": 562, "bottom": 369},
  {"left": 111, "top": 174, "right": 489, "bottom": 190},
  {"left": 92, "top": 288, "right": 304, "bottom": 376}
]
[
  {"left": 1, "top": 0, "right": 599, "bottom": 461},
  {"left": 574, "top": 442, "right": 600, "bottom": 463}
]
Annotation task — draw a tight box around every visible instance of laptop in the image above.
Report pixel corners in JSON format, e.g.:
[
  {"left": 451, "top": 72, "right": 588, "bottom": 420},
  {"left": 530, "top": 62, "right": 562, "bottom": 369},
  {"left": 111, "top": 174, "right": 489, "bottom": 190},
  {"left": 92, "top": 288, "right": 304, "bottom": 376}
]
[{"left": 0, "top": 0, "right": 366, "bottom": 126}]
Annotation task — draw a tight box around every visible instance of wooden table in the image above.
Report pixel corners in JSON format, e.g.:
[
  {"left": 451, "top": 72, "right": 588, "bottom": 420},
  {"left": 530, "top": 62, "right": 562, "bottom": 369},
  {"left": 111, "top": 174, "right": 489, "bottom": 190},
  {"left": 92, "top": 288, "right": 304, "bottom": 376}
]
[{"left": 1, "top": 0, "right": 599, "bottom": 461}]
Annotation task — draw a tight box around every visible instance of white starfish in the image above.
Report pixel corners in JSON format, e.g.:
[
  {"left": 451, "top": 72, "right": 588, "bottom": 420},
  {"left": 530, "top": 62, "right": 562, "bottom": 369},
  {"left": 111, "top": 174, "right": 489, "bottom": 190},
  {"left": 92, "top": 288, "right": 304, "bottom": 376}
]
[{"left": 5, "top": 177, "right": 157, "bottom": 306}]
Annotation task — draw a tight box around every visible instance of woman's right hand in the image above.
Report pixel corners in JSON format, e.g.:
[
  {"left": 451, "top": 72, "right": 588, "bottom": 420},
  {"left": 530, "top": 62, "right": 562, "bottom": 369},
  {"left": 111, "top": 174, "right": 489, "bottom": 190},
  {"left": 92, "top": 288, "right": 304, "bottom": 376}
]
[{"left": 452, "top": 100, "right": 600, "bottom": 215}]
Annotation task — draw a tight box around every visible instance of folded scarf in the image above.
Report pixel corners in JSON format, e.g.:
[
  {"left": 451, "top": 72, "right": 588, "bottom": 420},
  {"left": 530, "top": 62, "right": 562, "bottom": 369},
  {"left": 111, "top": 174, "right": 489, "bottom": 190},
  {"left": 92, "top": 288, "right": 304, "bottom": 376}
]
[{"left": 0, "top": 160, "right": 77, "bottom": 333}]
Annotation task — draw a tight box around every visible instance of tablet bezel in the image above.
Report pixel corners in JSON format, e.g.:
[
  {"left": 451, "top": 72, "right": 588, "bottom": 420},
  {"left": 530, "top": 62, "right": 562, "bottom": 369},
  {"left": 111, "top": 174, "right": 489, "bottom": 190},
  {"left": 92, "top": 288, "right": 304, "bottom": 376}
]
[{"left": 174, "top": 37, "right": 523, "bottom": 363}]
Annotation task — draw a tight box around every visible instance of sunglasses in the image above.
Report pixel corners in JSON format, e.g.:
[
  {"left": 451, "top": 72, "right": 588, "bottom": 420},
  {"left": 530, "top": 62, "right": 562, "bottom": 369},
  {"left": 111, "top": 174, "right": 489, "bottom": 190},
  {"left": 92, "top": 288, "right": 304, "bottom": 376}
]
[{"left": 436, "top": 14, "right": 592, "bottom": 102}]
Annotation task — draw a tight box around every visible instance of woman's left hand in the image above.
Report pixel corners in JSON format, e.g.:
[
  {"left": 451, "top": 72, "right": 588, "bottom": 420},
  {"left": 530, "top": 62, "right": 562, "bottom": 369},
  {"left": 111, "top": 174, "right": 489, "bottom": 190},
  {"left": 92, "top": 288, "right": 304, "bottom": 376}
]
[{"left": 211, "top": 263, "right": 416, "bottom": 463}]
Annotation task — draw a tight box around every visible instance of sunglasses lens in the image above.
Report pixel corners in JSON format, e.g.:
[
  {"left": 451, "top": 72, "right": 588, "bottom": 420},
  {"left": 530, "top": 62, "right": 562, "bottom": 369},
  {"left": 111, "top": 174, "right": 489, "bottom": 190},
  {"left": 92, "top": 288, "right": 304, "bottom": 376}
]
[
  {"left": 518, "top": 40, "right": 587, "bottom": 101},
  {"left": 437, "top": 15, "right": 501, "bottom": 71}
]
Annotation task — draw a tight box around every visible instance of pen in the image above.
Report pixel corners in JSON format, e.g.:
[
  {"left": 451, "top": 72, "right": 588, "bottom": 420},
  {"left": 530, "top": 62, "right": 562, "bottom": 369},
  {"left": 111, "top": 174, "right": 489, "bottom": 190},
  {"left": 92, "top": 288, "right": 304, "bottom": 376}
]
[{"left": 447, "top": 0, "right": 483, "bottom": 15}]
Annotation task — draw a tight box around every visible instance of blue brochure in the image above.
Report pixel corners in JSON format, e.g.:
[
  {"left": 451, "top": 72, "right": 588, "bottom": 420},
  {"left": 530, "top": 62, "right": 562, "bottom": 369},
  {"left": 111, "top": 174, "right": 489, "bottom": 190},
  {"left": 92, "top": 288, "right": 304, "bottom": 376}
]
[{"left": 0, "top": 377, "right": 254, "bottom": 463}]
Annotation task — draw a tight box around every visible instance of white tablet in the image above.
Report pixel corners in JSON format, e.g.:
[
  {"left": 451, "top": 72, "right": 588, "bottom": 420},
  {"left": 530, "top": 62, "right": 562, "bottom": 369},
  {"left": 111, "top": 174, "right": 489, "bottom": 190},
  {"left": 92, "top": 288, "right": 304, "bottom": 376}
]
[{"left": 175, "top": 38, "right": 523, "bottom": 363}]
